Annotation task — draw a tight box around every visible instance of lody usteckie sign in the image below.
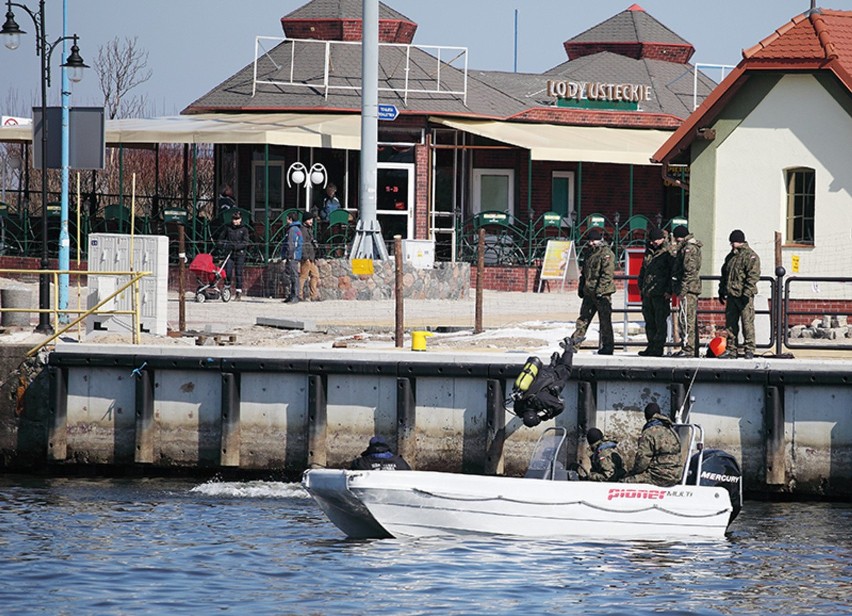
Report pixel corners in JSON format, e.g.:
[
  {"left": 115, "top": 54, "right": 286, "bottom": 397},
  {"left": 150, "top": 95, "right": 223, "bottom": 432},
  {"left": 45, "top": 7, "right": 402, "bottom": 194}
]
[{"left": 546, "top": 79, "right": 652, "bottom": 104}]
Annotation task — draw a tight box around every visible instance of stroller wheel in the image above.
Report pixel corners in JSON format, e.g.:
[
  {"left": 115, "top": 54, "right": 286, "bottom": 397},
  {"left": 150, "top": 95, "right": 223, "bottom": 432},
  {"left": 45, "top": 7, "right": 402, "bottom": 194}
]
[
  {"left": 221, "top": 287, "right": 232, "bottom": 303},
  {"left": 195, "top": 291, "right": 207, "bottom": 303}
]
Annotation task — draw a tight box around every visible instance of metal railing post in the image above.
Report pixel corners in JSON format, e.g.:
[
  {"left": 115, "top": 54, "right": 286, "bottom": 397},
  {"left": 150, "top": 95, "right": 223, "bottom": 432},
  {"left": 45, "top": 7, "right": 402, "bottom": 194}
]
[{"left": 775, "top": 266, "right": 786, "bottom": 357}]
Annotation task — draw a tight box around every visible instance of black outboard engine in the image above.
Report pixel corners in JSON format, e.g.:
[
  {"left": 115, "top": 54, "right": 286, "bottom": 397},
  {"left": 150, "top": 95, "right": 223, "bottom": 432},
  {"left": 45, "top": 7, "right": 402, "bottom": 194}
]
[{"left": 687, "top": 449, "right": 743, "bottom": 523}]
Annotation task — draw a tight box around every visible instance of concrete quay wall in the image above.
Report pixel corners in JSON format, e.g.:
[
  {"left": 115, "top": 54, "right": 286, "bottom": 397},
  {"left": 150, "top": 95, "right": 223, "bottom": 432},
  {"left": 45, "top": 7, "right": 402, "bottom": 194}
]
[{"left": 4, "top": 344, "right": 850, "bottom": 498}]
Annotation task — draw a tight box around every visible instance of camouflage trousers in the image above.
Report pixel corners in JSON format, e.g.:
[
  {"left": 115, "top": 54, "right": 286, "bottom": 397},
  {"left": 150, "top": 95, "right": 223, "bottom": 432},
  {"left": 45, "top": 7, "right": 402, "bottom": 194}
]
[
  {"left": 678, "top": 293, "right": 699, "bottom": 356},
  {"left": 572, "top": 294, "right": 614, "bottom": 351},
  {"left": 725, "top": 294, "right": 756, "bottom": 354}
]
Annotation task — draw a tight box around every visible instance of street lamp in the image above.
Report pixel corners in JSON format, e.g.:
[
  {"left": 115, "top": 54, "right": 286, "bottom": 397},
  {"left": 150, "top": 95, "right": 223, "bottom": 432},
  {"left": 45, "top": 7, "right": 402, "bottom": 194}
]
[
  {"left": 287, "top": 162, "right": 327, "bottom": 209},
  {"left": 1, "top": 0, "right": 87, "bottom": 333}
]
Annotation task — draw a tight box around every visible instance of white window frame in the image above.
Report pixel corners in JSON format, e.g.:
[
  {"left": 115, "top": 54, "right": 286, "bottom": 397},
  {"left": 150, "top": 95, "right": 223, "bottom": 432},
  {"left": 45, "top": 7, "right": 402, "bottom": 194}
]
[
  {"left": 377, "top": 162, "right": 415, "bottom": 239},
  {"left": 472, "top": 168, "right": 514, "bottom": 216}
]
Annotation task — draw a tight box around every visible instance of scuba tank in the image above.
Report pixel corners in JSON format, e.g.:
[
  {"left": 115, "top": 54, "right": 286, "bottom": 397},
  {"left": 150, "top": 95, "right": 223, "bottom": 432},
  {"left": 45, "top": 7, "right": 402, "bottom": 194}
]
[{"left": 512, "top": 356, "right": 543, "bottom": 399}]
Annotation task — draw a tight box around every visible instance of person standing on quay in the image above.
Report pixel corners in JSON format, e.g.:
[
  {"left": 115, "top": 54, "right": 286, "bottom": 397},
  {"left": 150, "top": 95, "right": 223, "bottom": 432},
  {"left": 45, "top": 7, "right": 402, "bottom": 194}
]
[
  {"left": 718, "top": 229, "right": 761, "bottom": 359},
  {"left": 219, "top": 210, "right": 249, "bottom": 301},
  {"left": 569, "top": 227, "right": 615, "bottom": 355},
  {"left": 281, "top": 211, "right": 303, "bottom": 304},
  {"left": 638, "top": 227, "right": 673, "bottom": 357},
  {"left": 298, "top": 212, "right": 321, "bottom": 301},
  {"left": 671, "top": 225, "right": 703, "bottom": 357}
]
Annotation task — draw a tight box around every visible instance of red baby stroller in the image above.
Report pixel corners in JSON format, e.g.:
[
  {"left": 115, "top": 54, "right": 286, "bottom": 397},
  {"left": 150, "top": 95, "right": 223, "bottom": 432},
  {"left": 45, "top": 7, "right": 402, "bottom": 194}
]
[{"left": 188, "top": 252, "right": 232, "bottom": 303}]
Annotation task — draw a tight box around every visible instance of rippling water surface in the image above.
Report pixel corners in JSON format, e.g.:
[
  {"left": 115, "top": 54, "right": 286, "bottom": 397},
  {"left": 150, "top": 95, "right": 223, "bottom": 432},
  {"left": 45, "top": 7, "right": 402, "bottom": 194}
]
[{"left": 0, "top": 475, "right": 849, "bottom": 615}]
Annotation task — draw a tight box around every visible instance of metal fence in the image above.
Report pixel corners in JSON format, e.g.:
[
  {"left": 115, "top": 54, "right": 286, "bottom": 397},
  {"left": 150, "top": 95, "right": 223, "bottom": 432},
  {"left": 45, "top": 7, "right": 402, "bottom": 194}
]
[{"left": 607, "top": 271, "right": 852, "bottom": 354}]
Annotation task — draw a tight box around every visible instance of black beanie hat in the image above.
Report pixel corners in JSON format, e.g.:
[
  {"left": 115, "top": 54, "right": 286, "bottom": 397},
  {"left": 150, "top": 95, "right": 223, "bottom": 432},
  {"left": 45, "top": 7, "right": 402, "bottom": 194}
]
[
  {"left": 649, "top": 227, "right": 665, "bottom": 241},
  {"left": 673, "top": 225, "right": 688, "bottom": 239},
  {"left": 644, "top": 402, "right": 661, "bottom": 420},
  {"left": 729, "top": 229, "right": 746, "bottom": 243},
  {"left": 586, "top": 427, "right": 604, "bottom": 446},
  {"left": 587, "top": 227, "right": 603, "bottom": 241}
]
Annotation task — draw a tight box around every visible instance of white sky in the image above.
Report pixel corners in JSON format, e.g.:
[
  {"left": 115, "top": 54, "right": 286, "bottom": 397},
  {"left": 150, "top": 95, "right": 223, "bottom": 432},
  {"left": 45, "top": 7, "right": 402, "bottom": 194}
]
[{"left": 0, "top": 0, "right": 841, "bottom": 117}]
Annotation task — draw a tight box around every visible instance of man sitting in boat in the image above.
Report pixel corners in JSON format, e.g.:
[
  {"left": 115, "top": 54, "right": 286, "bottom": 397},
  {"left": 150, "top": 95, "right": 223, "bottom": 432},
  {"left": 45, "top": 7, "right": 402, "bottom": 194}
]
[
  {"left": 621, "top": 403, "right": 682, "bottom": 487},
  {"left": 350, "top": 436, "right": 411, "bottom": 471},
  {"left": 576, "top": 428, "right": 626, "bottom": 482}
]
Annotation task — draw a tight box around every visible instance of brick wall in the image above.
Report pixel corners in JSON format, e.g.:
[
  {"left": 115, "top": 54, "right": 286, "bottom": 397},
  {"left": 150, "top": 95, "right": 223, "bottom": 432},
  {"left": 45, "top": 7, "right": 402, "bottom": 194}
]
[
  {"left": 563, "top": 42, "right": 693, "bottom": 64},
  {"left": 414, "top": 140, "right": 429, "bottom": 238},
  {"left": 282, "top": 18, "right": 416, "bottom": 44}
]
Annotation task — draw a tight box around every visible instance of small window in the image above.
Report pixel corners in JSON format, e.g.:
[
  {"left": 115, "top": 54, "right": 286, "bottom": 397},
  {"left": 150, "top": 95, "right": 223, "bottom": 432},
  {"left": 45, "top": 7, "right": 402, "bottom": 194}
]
[
  {"left": 472, "top": 169, "right": 514, "bottom": 215},
  {"left": 785, "top": 168, "right": 815, "bottom": 244}
]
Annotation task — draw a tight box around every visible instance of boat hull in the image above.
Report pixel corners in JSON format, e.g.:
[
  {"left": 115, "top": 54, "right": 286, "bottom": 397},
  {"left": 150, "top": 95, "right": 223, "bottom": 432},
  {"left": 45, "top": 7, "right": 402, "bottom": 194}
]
[{"left": 303, "top": 469, "right": 733, "bottom": 540}]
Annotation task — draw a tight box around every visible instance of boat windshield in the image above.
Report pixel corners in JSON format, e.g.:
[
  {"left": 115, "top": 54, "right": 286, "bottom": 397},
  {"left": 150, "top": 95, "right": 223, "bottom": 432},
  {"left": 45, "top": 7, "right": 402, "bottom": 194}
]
[{"left": 524, "top": 427, "right": 568, "bottom": 480}]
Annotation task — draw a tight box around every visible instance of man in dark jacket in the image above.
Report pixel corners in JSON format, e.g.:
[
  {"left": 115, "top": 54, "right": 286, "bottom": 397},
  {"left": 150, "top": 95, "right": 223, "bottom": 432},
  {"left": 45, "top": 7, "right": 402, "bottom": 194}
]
[
  {"left": 718, "top": 229, "right": 761, "bottom": 359},
  {"left": 219, "top": 211, "right": 249, "bottom": 300},
  {"left": 298, "top": 212, "right": 321, "bottom": 301},
  {"left": 577, "top": 427, "right": 625, "bottom": 482},
  {"left": 638, "top": 227, "right": 673, "bottom": 357},
  {"left": 671, "top": 225, "right": 703, "bottom": 357},
  {"left": 350, "top": 436, "right": 411, "bottom": 471},
  {"left": 281, "top": 212, "right": 303, "bottom": 303},
  {"left": 622, "top": 403, "right": 683, "bottom": 487},
  {"left": 569, "top": 227, "right": 615, "bottom": 355}
]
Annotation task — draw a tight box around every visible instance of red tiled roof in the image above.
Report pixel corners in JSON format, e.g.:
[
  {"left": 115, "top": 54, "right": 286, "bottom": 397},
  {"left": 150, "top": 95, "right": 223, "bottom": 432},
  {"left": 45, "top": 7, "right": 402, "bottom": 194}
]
[{"left": 652, "top": 9, "right": 852, "bottom": 164}]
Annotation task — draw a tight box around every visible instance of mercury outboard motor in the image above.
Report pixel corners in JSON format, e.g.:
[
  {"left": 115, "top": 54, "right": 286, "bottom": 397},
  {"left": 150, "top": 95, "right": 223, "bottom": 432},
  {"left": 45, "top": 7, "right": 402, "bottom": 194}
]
[{"left": 687, "top": 449, "right": 743, "bottom": 523}]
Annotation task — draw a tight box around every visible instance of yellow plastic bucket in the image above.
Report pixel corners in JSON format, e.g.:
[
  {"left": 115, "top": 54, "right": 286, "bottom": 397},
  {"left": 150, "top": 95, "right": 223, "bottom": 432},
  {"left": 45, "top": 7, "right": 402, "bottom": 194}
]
[{"left": 411, "top": 331, "right": 433, "bottom": 351}]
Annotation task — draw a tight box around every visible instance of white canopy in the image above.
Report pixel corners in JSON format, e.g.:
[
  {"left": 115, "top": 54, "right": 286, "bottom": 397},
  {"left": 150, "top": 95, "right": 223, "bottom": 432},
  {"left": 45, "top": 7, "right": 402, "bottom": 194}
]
[
  {"left": 433, "top": 117, "right": 669, "bottom": 165},
  {"left": 0, "top": 113, "right": 363, "bottom": 149}
]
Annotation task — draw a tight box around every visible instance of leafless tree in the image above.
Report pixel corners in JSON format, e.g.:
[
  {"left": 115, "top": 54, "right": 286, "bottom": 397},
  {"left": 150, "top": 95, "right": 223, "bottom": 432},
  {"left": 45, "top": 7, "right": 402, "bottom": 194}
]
[{"left": 94, "top": 36, "right": 153, "bottom": 119}]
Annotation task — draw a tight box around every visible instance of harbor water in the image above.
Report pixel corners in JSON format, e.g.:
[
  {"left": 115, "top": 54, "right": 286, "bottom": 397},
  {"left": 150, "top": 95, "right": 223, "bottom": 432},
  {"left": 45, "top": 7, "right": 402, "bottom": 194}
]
[{"left": 1, "top": 475, "right": 849, "bottom": 615}]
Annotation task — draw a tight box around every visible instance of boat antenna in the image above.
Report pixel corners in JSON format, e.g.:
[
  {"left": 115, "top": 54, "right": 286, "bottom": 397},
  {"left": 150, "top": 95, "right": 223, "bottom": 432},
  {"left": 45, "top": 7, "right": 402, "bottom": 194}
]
[{"left": 676, "top": 366, "right": 700, "bottom": 424}]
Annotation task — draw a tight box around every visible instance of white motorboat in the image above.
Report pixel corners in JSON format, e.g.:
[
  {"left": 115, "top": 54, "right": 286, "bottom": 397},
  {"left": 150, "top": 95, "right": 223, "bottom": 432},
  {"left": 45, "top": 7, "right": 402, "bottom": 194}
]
[{"left": 303, "top": 425, "right": 743, "bottom": 541}]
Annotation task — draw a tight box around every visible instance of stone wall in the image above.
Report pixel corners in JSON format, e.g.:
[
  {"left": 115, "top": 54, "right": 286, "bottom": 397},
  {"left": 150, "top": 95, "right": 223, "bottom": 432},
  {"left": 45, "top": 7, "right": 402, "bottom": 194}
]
[{"left": 266, "top": 259, "right": 470, "bottom": 301}]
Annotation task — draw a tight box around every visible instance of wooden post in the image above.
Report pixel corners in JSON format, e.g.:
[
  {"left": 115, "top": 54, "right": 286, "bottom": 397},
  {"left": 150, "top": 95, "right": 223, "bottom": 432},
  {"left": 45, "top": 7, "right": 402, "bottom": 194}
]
[
  {"left": 178, "top": 224, "right": 186, "bottom": 333},
  {"left": 394, "top": 235, "right": 403, "bottom": 348},
  {"left": 475, "top": 228, "right": 485, "bottom": 334},
  {"left": 774, "top": 231, "right": 782, "bottom": 270}
]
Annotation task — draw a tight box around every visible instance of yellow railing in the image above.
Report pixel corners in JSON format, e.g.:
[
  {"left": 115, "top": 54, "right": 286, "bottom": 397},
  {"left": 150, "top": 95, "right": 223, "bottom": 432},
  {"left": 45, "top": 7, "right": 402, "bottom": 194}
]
[{"left": 0, "top": 269, "right": 152, "bottom": 357}]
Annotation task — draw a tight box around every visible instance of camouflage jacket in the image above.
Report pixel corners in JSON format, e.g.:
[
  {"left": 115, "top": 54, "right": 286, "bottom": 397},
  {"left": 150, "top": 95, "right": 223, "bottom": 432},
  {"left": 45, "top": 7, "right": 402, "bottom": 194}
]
[
  {"left": 588, "top": 439, "right": 626, "bottom": 482},
  {"left": 626, "top": 413, "right": 683, "bottom": 487},
  {"left": 719, "top": 242, "right": 761, "bottom": 299},
  {"left": 580, "top": 243, "right": 616, "bottom": 297},
  {"left": 672, "top": 235, "right": 703, "bottom": 296},
  {"left": 638, "top": 244, "right": 673, "bottom": 297}
]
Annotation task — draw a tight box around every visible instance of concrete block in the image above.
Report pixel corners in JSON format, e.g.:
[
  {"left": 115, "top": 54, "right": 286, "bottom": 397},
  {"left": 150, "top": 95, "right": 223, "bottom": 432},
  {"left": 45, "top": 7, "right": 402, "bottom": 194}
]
[
  {"left": 789, "top": 325, "right": 805, "bottom": 338},
  {"left": 256, "top": 316, "right": 318, "bottom": 332}
]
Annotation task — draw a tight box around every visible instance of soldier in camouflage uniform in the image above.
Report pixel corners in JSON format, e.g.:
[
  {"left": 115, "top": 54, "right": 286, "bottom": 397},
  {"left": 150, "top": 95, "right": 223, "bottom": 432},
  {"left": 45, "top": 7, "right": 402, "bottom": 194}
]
[
  {"left": 671, "top": 225, "right": 703, "bottom": 357},
  {"left": 622, "top": 403, "right": 683, "bottom": 487},
  {"left": 637, "top": 228, "right": 673, "bottom": 357},
  {"left": 570, "top": 227, "right": 615, "bottom": 355},
  {"left": 578, "top": 427, "right": 625, "bottom": 482},
  {"left": 718, "top": 229, "right": 761, "bottom": 359}
]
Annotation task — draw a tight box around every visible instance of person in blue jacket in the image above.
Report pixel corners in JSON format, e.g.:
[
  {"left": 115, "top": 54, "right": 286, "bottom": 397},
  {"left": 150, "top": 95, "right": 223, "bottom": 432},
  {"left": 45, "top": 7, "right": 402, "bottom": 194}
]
[
  {"left": 350, "top": 436, "right": 411, "bottom": 471},
  {"left": 281, "top": 211, "right": 303, "bottom": 303}
]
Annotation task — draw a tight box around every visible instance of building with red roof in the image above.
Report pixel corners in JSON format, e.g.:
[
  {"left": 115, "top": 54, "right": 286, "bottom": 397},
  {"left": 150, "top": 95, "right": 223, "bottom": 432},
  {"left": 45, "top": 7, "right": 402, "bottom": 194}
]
[{"left": 653, "top": 7, "right": 852, "bottom": 281}]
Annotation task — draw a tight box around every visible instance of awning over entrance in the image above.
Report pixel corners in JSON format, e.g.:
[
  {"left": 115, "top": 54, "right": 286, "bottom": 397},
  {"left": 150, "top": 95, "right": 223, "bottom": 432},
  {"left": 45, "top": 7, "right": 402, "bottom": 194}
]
[
  {"left": 432, "top": 117, "right": 670, "bottom": 165},
  {"left": 0, "top": 113, "right": 363, "bottom": 149}
]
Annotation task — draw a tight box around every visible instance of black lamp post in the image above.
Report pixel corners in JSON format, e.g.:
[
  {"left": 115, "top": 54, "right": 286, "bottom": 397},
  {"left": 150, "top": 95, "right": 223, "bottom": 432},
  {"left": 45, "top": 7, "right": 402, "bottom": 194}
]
[{"left": 1, "top": 0, "right": 87, "bottom": 333}]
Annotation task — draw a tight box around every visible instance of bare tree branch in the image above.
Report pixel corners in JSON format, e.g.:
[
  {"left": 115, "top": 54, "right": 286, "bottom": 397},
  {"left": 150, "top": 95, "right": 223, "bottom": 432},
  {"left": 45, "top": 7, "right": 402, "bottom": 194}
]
[{"left": 94, "top": 36, "right": 153, "bottom": 119}]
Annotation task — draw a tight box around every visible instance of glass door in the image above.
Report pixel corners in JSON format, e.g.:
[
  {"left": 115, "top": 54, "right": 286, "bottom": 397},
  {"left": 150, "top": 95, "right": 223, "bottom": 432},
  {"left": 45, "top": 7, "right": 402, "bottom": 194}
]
[{"left": 376, "top": 163, "right": 414, "bottom": 240}]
